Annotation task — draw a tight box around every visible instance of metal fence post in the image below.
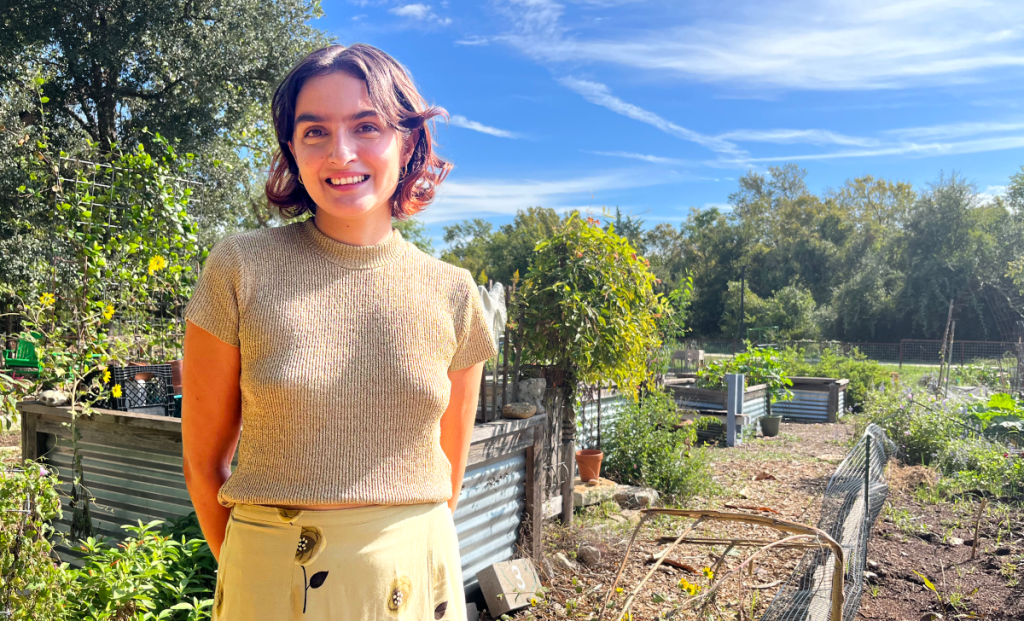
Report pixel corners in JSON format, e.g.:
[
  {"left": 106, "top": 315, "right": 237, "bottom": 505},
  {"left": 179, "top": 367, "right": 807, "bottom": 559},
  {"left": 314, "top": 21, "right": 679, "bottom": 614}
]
[
  {"left": 726, "top": 373, "right": 744, "bottom": 447},
  {"left": 865, "top": 435, "right": 871, "bottom": 516}
]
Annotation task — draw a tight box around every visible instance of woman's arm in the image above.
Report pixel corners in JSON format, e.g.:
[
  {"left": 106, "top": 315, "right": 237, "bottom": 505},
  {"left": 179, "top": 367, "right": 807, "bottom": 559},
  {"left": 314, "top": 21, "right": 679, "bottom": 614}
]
[
  {"left": 439, "top": 361, "right": 485, "bottom": 515},
  {"left": 181, "top": 319, "right": 242, "bottom": 562}
]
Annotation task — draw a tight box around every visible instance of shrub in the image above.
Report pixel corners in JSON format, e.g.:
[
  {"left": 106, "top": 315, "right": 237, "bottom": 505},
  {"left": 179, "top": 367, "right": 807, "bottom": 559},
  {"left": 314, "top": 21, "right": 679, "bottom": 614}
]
[
  {"left": 69, "top": 516, "right": 215, "bottom": 621},
  {"left": 602, "top": 389, "right": 717, "bottom": 503},
  {"left": 937, "top": 438, "right": 1024, "bottom": 497},
  {"left": 860, "top": 387, "right": 962, "bottom": 466},
  {"left": 696, "top": 345, "right": 793, "bottom": 404},
  {"left": 783, "top": 345, "right": 890, "bottom": 411},
  {"left": 0, "top": 461, "right": 74, "bottom": 620}
]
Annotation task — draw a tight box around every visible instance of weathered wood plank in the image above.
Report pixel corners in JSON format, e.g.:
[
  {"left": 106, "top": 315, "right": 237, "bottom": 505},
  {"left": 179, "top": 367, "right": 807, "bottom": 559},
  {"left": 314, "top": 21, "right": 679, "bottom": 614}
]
[
  {"left": 21, "top": 410, "right": 38, "bottom": 462},
  {"left": 18, "top": 401, "right": 182, "bottom": 433},
  {"left": 470, "top": 414, "right": 546, "bottom": 444},
  {"left": 468, "top": 432, "right": 534, "bottom": 465}
]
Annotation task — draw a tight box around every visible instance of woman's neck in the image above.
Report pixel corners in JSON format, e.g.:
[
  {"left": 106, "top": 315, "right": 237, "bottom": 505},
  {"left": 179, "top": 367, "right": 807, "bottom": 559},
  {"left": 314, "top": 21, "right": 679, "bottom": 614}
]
[{"left": 311, "top": 210, "right": 393, "bottom": 247}]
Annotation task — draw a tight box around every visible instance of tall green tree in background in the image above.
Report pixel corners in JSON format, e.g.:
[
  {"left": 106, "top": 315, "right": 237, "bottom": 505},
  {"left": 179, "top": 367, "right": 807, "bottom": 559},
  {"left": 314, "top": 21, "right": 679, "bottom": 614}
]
[{"left": 1, "top": 0, "right": 332, "bottom": 243}]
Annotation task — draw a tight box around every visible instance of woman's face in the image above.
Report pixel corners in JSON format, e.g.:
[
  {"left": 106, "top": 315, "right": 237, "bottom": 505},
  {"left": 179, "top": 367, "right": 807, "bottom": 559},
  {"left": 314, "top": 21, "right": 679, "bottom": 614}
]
[{"left": 288, "top": 72, "right": 413, "bottom": 222}]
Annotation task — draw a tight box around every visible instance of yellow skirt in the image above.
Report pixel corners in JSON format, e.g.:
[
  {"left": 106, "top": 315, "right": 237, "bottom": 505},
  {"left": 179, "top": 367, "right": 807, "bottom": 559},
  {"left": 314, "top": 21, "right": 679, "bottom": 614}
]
[{"left": 213, "top": 501, "right": 466, "bottom": 621}]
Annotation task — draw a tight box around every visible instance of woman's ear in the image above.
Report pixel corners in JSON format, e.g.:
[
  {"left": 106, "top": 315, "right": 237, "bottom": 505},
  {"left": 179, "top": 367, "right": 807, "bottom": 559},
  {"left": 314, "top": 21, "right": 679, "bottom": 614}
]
[
  {"left": 287, "top": 140, "right": 295, "bottom": 159},
  {"left": 401, "top": 129, "right": 419, "bottom": 168}
]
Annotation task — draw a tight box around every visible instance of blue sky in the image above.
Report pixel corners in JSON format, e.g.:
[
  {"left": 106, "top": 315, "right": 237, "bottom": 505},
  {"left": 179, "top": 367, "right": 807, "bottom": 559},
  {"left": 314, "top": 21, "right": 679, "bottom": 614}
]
[{"left": 317, "top": 0, "right": 1024, "bottom": 253}]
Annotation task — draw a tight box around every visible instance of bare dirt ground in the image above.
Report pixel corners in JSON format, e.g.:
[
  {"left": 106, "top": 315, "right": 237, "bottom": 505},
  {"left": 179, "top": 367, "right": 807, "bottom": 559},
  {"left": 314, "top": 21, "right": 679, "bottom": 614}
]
[{"left": 488, "top": 422, "right": 1024, "bottom": 621}]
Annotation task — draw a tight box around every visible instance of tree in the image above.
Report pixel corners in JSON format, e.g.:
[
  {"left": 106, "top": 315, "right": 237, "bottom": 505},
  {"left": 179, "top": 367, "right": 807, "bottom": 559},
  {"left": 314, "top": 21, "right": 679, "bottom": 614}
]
[
  {"left": 900, "top": 173, "right": 1009, "bottom": 340},
  {"left": 1, "top": 0, "right": 332, "bottom": 245},
  {"left": 392, "top": 217, "right": 434, "bottom": 255}
]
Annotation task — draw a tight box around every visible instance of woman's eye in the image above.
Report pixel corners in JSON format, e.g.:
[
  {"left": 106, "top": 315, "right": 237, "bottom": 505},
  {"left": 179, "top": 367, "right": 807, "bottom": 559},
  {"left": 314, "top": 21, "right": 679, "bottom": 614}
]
[
  {"left": 304, "top": 128, "right": 324, "bottom": 138},
  {"left": 357, "top": 124, "right": 380, "bottom": 134}
]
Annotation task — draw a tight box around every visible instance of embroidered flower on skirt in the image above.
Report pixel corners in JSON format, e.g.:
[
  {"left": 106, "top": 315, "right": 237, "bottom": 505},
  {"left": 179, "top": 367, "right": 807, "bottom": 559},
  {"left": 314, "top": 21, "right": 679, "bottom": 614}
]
[
  {"left": 295, "top": 526, "right": 326, "bottom": 565},
  {"left": 386, "top": 576, "right": 412, "bottom": 614}
]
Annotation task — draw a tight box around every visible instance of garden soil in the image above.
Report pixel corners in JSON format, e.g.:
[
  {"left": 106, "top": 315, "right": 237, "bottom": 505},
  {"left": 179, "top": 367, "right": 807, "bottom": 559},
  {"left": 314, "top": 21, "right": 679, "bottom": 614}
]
[{"left": 489, "top": 422, "right": 1024, "bottom": 621}]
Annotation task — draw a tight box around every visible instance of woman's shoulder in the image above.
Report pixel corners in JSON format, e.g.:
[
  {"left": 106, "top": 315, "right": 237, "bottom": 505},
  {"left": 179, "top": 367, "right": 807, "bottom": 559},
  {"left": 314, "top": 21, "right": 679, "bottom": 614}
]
[
  {"left": 222, "top": 221, "right": 303, "bottom": 253},
  {"left": 401, "top": 242, "right": 475, "bottom": 291}
]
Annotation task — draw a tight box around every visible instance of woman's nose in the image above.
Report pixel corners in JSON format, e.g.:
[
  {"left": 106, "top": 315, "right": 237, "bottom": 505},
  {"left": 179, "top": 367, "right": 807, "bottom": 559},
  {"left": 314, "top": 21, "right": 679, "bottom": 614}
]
[{"left": 328, "top": 131, "right": 357, "bottom": 165}]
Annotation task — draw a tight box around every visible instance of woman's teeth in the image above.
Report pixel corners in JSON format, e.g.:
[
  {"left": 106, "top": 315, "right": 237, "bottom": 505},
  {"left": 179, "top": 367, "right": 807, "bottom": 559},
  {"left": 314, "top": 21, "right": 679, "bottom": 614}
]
[{"left": 327, "top": 175, "right": 368, "bottom": 186}]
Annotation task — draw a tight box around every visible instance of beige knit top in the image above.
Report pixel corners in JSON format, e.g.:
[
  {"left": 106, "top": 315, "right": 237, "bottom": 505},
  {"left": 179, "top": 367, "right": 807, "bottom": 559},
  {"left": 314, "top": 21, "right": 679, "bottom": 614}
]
[{"left": 183, "top": 218, "right": 498, "bottom": 508}]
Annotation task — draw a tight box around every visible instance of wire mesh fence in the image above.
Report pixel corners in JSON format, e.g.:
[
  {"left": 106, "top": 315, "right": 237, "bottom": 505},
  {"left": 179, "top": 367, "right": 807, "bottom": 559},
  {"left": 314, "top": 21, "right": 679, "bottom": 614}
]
[{"left": 760, "top": 424, "right": 896, "bottom": 621}]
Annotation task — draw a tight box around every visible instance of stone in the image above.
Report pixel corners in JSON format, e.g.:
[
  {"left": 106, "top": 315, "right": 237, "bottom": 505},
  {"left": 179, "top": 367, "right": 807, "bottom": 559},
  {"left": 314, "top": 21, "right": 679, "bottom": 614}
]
[
  {"left": 39, "top": 390, "right": 69, "bottom": 406},
  {"left": 994, "top": 546, "right": 1012, "bottom": 556},
  {"left": 621, "top": 509, "right": 642, "bottom": 526},
  {"left": 947, "top": 537, "right": 965, "bottom": 547},
  {"left": 864, "top": 571, "right": 879, "bottom": 583},
  {"left": 613, "top": 485, "right": 660, "bottom": 509},
  {"left": 573, "top": 477, "right": 617, "bottom": 508},
  {"left": 586, "top": 478, "right": 600, "bottom": 487},
  {"left": 477, "top": 558, "right": 542, "bottom": 618},
  {"left": 554, "top": 552, "right": 576, "bottom": 573},
  {"left": 578, "top": 544, "right": 602, "bottom": 567},
  {"left": 866, "top": 560, "right": 879, "bottom": 570},
  {"left": 517, "top": 378, "right": 547, "bottom": 415},
  {"left": 502, "top": 402, "right": 537, "bottom": 419}
]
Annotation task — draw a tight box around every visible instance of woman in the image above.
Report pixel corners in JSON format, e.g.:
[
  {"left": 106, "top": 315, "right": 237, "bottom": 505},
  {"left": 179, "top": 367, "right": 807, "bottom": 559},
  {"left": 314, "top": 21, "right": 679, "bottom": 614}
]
[{"left": 181, "top": 44, "right": 497, "bottom": 621}]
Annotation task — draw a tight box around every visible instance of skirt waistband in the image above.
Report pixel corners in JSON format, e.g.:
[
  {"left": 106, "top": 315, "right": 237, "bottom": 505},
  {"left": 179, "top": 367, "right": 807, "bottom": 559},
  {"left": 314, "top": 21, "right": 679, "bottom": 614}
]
[{"left": 230, "top": 501, "right": 448, "bottom": 529}]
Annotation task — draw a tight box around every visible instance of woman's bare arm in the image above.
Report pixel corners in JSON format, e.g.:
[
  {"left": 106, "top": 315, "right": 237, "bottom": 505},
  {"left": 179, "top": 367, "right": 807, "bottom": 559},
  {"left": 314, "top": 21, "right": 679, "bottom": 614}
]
[
  {"left": 439, "top": 361, "right": 485, "bottom": 515},
  {"left": 181, "top": 319, "right": 242, "bottom": 562}
]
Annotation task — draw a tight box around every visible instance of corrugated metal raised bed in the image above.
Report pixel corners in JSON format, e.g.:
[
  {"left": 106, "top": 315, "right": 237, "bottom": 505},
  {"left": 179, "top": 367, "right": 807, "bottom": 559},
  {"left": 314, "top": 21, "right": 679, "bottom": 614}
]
[
  {"left": 18, "top": 400, "right": 546, "bottom": 601},
  {"left": 666, "top": 382, "right": 768, "bottom": 441},
  {"left": 772, "top": 377, "right": 849, "bottom": 423}
]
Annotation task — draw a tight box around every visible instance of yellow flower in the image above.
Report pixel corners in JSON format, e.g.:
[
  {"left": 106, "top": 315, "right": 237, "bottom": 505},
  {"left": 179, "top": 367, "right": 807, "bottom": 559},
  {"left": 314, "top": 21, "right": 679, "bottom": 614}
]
[
  {"left": 615, "top": 587, "right": 623, "bottom": 593},
  {"left": 102, "top": 370, "right": 110, "bottom": 384},
  {"left": 39, "top": 292, "right": 55, "bottom": 306},
  {"left": 103, "top": 304, "right": 114, "bottom": 321},
  {"left": 111, "top": 384, "right": 122, "bottom": 399},
  {"left": 148, "top": 255, "right": 168, "bottom": 275},
  {"left": 677, "top": 578, "right": 701, "bottom": 597},
  {"left": 702, "top": 567, "right": 714, "bottom": 581},
  {"left": 529, "top": 597, "right": 537, "bottom": 606}
]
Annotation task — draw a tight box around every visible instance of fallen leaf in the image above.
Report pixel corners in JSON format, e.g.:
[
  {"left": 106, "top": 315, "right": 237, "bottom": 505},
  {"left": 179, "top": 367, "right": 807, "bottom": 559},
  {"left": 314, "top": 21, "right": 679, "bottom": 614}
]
[{"left": 754, "top": 471, "right": 777, "bottom": 481}]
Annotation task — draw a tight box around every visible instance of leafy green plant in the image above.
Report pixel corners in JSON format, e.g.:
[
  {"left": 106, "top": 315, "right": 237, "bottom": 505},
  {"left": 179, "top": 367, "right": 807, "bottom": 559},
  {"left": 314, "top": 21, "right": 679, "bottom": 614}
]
[
  {"left": 516, "top": 211, "right": 669, "bottom": 419},
  {"left": 602, "top": 389, "right": 717, "bottom": 502},
  {"left": 696, "top": 344, "right": 793, "bottom": 408},
  {"left": 3, "top": 83, "right": 201, "bottom": 540},
  {"left": 69, "top": 519, "right": 213, "bottom": 621},
  {"left": 0, "top": 461, "right": 73, "bottom": 620},
  {"left": 964, "top": 393, "right": 1024, "bottom": 445},
  {"left": 860, "top": 388, "right": 962, "bottom": 466}
]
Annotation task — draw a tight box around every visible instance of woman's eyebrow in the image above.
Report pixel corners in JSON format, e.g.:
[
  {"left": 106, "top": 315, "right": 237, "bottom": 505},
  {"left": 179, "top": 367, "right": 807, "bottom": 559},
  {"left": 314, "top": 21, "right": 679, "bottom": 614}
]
[{"left": 294, "top": 110, "right": 379, "bottom": 124}]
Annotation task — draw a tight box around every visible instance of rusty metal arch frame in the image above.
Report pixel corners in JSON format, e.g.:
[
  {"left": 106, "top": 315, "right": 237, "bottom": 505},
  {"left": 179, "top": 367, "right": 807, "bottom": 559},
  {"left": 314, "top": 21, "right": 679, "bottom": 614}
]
[{"left": 598, "top": 509, "right": 845, "bottom": 621}]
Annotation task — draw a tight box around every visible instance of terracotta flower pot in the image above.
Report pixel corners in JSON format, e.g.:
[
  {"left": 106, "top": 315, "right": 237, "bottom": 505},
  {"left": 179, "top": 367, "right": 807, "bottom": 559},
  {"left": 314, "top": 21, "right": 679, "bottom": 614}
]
[
  {"left": 576, "top": 449, "right": 604, "bottom": 482},
  {"left": 169, "top": 359, "right": 183, "bottom": 395}
]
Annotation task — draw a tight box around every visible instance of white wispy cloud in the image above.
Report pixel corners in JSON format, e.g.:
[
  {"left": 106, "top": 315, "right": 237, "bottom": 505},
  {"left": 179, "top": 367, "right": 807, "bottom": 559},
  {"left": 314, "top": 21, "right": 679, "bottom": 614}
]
[
  {"left": 559, "top": 77, "right": 743, "bottom": 155},
  {"left": 587, "top": 150, "right": 691, "bottom": 165},
  {"left": 389, "top": 3, "right": 451, "bottom": 25},
  {"left": 884, "top": 121, "right": 1024, "bottom": 141},
  {"left": 978, "top": 184, "right": 1008, "bottom": 204},
  {"left": 716, "top": 129, "right": 879, "bottom": 147},
  {"left": 423, "top": 169, "right": 680, "bottom": 223},
  {"left": 493, "top": 0, "right": 1024, "bottom": 90},
  {"left": 449, "top": 115, "right": 521, "bottom": 138},
  {"left": 710, "top": 134, "right": 1024, "bottom": 166}
]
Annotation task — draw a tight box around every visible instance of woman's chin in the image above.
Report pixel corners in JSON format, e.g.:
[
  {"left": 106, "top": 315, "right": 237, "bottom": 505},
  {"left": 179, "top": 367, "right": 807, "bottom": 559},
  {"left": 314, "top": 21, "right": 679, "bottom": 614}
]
[{"left": 315, "top": 198, "right": 386, "bottom": 220}]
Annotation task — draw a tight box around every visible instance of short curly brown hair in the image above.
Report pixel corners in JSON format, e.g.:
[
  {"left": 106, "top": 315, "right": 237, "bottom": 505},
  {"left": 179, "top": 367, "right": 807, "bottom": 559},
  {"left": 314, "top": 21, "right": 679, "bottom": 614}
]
[{"left": 265, "top": 44, "right": 452, "bottom": 220}]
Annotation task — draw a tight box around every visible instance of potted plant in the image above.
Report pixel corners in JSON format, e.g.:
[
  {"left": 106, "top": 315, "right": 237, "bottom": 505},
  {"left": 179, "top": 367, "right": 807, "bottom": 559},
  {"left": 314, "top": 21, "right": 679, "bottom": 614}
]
[
  {"left": 515, "top": 212, "right": 671, "bottom": 524},
  {"left": 575, "top": 448, "right": 603, "bottom": 482}
]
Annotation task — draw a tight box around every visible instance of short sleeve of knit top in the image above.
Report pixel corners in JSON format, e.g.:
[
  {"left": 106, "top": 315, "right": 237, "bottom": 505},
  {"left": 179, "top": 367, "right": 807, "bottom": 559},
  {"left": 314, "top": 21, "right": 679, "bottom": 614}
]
[{"left": 183, "top": 218, "right": 498, "bottom": 508}]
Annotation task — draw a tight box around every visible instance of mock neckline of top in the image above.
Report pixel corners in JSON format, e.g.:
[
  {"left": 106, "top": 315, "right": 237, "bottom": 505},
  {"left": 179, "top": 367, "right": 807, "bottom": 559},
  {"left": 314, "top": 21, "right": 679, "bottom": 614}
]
[{"left": 298, "top": 217, "right": 407, "bottom": 270}]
